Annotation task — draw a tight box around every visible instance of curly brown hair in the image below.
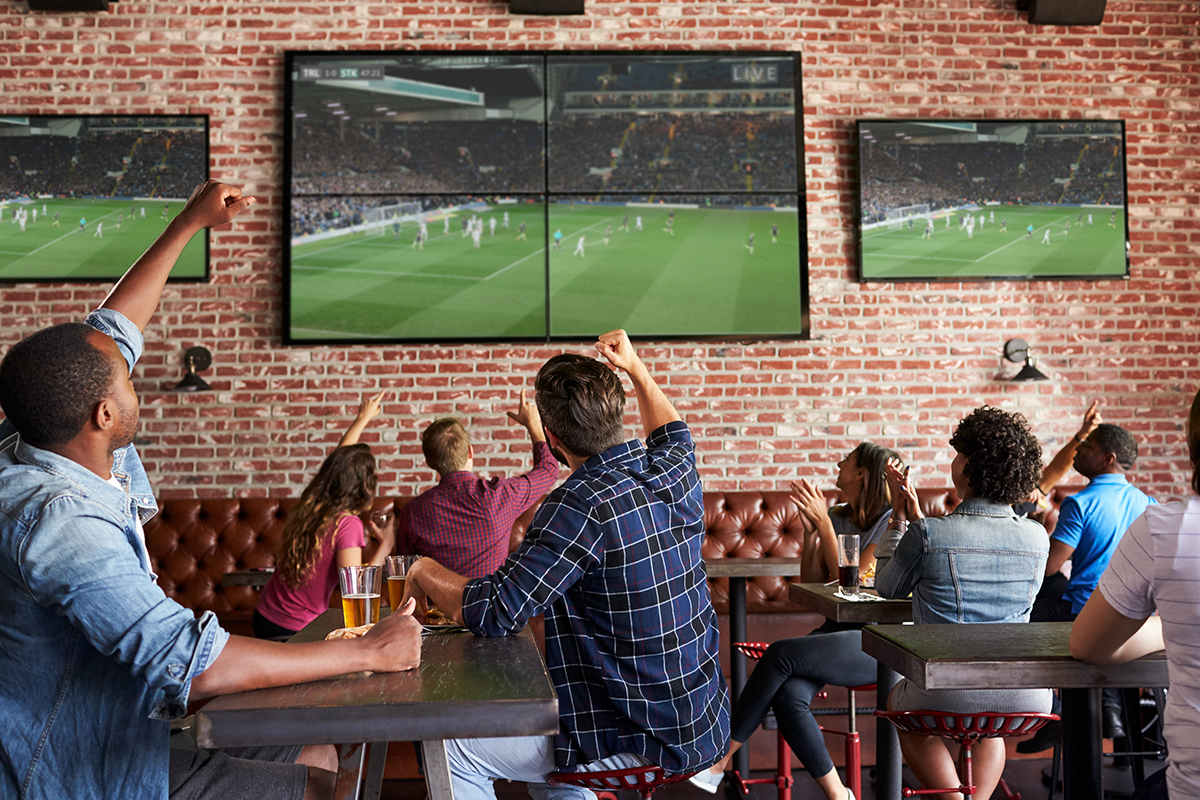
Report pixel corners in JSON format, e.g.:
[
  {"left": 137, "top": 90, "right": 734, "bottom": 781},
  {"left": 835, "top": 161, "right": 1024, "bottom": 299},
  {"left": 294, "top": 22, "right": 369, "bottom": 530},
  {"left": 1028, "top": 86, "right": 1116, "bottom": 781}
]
[
  {"left": 277, "top": 444, "right": 378, "bottom": 588},
  {"left": 948, "top": 406, "right": 1043, "bottom": 505}
]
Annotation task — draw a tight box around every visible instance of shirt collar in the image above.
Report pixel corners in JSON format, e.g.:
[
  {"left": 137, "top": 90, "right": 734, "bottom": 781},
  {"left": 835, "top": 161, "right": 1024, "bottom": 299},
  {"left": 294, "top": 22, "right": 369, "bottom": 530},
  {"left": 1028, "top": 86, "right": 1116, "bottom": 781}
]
[
  {"left": 952, "top": 496, "right": 1020, "bottom": 518},
  {"left": 12, "top": 436, "right": 136, "bottom": 518},
  {"left": 1088, "top": 473, "right": 1130, "bottom": 486}
]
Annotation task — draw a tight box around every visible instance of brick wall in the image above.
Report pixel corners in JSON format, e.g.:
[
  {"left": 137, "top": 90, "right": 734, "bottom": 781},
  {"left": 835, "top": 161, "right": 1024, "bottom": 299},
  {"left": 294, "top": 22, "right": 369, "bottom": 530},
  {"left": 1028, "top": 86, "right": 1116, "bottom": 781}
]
[{"left": 1, "top": 0, "right": 1197, "bottom": 500}]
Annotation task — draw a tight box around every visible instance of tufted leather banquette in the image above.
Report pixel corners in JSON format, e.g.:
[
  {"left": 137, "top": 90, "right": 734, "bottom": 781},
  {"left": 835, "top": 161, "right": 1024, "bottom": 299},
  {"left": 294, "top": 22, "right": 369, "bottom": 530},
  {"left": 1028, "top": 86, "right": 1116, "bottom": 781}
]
[{"left": 145, "top": 486, "right": 1078, "bottom": 638}]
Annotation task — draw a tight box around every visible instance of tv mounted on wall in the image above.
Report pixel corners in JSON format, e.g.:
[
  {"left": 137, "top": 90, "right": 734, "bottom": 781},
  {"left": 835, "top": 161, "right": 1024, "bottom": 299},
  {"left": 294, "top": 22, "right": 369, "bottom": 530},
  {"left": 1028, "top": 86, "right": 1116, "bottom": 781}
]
[
  {"left": 0, "top": 114, "right": 210, "bottom": 283},
  {"left": 856, "top": 119, "right": 1129, "bottom": 282},
  {"left": 283, "top": 51, "right": 807, "bottom": 344}
]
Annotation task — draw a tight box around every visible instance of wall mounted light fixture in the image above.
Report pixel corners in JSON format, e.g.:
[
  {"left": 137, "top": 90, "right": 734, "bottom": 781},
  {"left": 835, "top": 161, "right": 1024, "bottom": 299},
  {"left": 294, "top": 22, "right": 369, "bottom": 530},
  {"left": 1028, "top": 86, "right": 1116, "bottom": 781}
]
[
  {"left": 1003, "top": 338, "right": 1049, "bottom": 382},
  {"left": 172, "top": 346, "right": 213, "bottom": 392}
]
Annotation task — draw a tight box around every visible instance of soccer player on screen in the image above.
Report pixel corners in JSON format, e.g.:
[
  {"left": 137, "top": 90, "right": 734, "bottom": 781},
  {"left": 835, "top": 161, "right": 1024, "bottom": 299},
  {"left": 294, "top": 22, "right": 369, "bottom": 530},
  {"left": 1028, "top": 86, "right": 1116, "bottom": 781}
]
[
  {"left": 923, "top": 220, "right": 933, "bottom": 239},
  {"left": 635, "top": 215, "right": 643, "bottom": 231},
  {"left": 392, "top": 219, "right": 401, "bottom": 238},
  {"left": 471, "top": 226, "right": 482, "bottom": 250},
  {"left": 52, "top": 211, "right": 60, "bottom": 227},
  {"left": 745, "top": 232, "right": 755, "bottom": 255},
  {"left": 999, "top": 218, "right": 1007, "bottom": 234},
  {"left": 553, "top": 228, "right": 564, "bottom": 250},
  {"left": 1042, "top": 229, "right": 1051, "bottom": 245},
  {"left": 78, "top": 217, "right": 86, "bottom": 233},
  {"left": 517, "top": 220, "right": 528, "bottom": 242},
  {"left": 1109, "top": 210, "right": 1117, "bottom": 228},
  {"left": 620, "top": 213, "right": 630, "bottom": 233},
  {"left": 162, "top": 203, "right": 170, "bottom": 222},
  {"left": 444, "top": 215, "right": 450, "bottom": 234},
  {"left": 573, "top": 235, "right": 586, "bottom": 257},
  {"left": 116, "top": 213, "right": 122, "bottom": 231},
  {"left": 771, "top": 223, "right": 779, "bottom": 243},
  {"left": 601, "top": 224, "right": 612, "bottom": 246},
  {"left": 93, "top": 222, "right": 103, "bottom": 239},
  {"left": 1026, "top": 223, "right": 1034, "bottom": 240},
  {"left": 489, "top": 217, "right": 497, "bottom": 236},
  {"left": 503, "top": 211, "right": 509, "bottom": 228}
]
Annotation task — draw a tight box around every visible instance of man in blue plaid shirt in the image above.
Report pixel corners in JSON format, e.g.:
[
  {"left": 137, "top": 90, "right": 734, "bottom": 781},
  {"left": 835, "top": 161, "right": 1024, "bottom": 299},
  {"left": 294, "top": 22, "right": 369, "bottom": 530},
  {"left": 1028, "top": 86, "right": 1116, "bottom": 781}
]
[{"left": 407, "top": 329, "right": 729, "bottom": 800}]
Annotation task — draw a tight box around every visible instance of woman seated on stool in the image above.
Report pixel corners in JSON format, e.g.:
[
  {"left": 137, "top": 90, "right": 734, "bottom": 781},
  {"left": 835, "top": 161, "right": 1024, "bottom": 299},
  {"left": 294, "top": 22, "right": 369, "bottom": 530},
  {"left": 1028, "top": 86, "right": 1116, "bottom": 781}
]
[
  {"left": 876, "top": 406, "right": 1052, "bottom": 800},
  {"left": 691, "top": 442, "right": 900, "bottom": 800}
]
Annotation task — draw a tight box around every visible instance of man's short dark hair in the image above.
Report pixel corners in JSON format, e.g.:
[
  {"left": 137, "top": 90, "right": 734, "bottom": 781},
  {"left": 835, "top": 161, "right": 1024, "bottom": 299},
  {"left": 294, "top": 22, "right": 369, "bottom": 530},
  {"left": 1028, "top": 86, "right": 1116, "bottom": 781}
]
[
  {"left": 1088, "top": 423, "right": 1139, "bottom": 471},
  {"left": 0, "top": 323, "right": 116, "bottom": 448},
  {"left": 421, "top": 418, "right": 471, "bottom": 475},
  {"left": 534, "top": 353, "right": 626, "bottom": 459}
]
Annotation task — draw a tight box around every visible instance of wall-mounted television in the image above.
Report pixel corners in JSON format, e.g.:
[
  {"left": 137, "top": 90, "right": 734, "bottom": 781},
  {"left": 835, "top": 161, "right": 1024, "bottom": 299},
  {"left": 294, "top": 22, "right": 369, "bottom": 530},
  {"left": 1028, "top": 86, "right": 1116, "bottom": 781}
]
[
  {"left": 0, "top": 115, "right": 210, "bottom": 283},
  {"left": 856, "top": 119, "right": 1129, "bottom": 282},
  {"left": 283, "top": 51, "right": 807, "bottom": 344}
]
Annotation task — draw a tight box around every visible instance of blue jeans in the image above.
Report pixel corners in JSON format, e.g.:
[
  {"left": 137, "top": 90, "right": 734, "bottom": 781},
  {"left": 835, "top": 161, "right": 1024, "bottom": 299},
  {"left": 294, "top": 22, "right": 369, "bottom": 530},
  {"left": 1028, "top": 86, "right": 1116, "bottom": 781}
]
[
  {"left": 444, "top": 735, "right": 652, "bottom": 800},
  {"left": 728, "top": 630, "right": 877, "bottom": 780}
]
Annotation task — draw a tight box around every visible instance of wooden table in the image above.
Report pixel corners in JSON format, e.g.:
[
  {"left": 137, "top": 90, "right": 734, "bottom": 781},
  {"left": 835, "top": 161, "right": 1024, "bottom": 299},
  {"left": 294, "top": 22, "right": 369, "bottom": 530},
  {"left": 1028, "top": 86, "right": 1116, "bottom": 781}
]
[
  {"left": 862, "top": 622, "right": 1169, "bottom": 800},
  {"left": 704, "top": 558, "right": 805, "bottom": 779},
  {"left": 788, "top": 582, "right": 913, "bottom": 800},
  {"left": 220, "top": 568, "right": 273, "bottom": 588},
  {"left": 195, "top": 609, "right": 559, "bottom": 800}
]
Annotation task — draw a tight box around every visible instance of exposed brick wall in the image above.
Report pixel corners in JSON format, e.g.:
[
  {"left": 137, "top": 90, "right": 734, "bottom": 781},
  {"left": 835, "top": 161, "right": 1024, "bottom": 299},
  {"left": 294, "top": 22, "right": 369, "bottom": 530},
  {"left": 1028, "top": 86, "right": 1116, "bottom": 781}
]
[{"left": 1, "top": 0, "right": 1197, "bottom": 500}]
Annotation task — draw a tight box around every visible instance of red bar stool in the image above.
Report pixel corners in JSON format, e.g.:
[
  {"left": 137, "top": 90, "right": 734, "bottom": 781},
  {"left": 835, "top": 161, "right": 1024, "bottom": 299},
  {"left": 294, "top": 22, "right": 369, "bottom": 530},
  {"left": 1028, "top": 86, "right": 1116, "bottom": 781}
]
[
  {"left": 548, "top": 764, "right": 693, "bottom": 800},
  {"left": 731, "top": 642, "right": 876, "bottom": 800},
  {"left": 874, "top": 710, "right": 1060, "bottom": 798}
]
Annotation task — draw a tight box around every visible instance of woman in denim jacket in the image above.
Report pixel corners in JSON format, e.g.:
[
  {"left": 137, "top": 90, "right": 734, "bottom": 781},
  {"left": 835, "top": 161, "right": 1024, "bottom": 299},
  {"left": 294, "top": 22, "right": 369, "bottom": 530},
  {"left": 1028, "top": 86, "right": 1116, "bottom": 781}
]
[{"left": 875, "top": 406, "right": 1052, "bottom": 800}]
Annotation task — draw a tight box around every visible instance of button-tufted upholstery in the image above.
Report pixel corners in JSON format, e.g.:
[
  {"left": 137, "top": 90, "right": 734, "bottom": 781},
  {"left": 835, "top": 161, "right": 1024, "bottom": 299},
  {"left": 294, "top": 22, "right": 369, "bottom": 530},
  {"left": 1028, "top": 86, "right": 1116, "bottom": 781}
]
[{"left": 145, "top": 487, "right": 1078, "bottom": 637}]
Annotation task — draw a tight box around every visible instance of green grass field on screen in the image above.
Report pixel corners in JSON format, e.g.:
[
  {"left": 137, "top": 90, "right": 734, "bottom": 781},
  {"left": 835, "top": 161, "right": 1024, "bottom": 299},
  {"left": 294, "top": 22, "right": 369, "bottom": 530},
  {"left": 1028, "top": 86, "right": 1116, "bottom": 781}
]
[
  {"left": 287, "top": 202, "right": 803, "bottom": 342},
  {"left": 860, "top": 205, "right": 1126, "bottom": 280},
  {"left": 0, "top": 199, "right": 206, "bottom": 282}
]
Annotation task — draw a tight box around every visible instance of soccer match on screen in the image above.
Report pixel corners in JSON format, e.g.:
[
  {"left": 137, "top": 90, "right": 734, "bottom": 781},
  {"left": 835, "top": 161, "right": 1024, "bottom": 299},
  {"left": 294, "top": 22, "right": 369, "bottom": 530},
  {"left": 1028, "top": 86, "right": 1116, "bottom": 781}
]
[
  {"left": 0, "top": 115, "right": 208, "bottom": 283},
  {"left": 857, "top": 120, "right": 1129, "bottom": 282},
  {"left": 286, "top": 53, "right": 804, "bottom": 343}
]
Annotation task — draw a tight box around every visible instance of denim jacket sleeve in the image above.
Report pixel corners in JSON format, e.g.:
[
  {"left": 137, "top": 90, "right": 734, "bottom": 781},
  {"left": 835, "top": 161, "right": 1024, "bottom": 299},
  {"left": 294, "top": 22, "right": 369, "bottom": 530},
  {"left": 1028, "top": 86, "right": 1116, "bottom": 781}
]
[
  {"left": 873, "top": 519, "right": 924, "bottom": 599},
  {"left": 18, "top": 493, "right": 228, "bottom": 719}
]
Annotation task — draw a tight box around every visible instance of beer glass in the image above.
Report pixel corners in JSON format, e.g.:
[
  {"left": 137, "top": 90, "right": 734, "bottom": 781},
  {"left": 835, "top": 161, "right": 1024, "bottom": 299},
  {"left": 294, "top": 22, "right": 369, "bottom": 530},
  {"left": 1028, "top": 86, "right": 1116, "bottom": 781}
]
[
  {"left": 385, "top": 555, "right": 417, "bottom": 610},
  {"left": 339, "top": 565, "right": 382, "bottom": 627},
  {"left": 837, "top": 534, "right": 860, "bottom": 596}
]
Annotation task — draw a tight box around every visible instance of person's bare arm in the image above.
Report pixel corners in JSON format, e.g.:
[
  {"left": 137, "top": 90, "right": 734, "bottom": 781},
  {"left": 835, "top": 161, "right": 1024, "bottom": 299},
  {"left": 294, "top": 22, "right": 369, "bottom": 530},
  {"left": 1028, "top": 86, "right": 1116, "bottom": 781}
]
[
  {"left": 339, "top": 390, "right": 385, "bottom": 447},
  {"left": 1045, "top": 539, "right": 1075, "bottom": 577},
  {"left": 791, "top": 479, "right": 839, "bottom": 580},
  {"left": 1039, "top": 400, "right": 1102, "bottom": 493},
  {"left": 99, "top": 181, "right": 255, "bottom": 332},
  {"left": 404, "top": 557, "right": 471, "bottom": 625},
  {"left": 595, "top": 329, "right": 679, "bottom": 437},
  {"left": 1070, "top": 590, "right": 1163, "bottom": 664},
  {"left": 506, "top": 388, "right": 547, "bottom": 444},
  {"left": 190, "top": 603, "right": 421, "bottom": 700}
]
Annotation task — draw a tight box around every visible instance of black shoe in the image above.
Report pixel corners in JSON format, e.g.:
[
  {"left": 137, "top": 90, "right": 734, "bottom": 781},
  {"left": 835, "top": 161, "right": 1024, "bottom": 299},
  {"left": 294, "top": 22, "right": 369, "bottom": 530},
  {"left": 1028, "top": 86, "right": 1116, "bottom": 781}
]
[
  {"left": 1016, "top": 719, "right": 1062, "bottom": 754},
  {"left": 1103, "top": 705, "right": 1127, "bottom": 740}
]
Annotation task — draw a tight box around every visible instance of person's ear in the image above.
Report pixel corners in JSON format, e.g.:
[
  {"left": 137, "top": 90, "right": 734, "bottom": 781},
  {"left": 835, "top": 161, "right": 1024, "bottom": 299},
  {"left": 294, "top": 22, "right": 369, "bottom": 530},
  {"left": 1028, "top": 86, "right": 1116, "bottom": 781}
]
[{"left": 92, "top": 398, "right": 118, "bottom": 433}]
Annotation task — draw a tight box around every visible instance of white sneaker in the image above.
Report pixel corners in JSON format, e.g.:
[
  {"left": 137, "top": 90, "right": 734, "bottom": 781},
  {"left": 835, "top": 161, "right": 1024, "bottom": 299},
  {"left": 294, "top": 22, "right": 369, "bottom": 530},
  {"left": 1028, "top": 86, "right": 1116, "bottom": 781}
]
[{"left": 687, "top": 770, "right": 723, "bottom": 794}]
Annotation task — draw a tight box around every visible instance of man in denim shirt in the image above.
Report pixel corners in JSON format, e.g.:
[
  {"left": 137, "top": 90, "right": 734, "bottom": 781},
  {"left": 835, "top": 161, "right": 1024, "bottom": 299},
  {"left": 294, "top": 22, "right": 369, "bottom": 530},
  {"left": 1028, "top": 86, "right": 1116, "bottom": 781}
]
[
  {"left": 0, "top": 181, "right": 422, "bottom": 800},
  {"left": 405, "top": 330, "right": 729, "bottom": 800}
]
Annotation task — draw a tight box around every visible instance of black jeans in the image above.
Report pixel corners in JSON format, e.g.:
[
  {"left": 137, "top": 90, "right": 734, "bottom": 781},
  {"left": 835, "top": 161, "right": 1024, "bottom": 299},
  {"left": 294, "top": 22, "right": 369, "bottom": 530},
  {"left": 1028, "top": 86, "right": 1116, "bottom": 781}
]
[{"left": 729, "top": 630, "right": 877, "bottom": 780}]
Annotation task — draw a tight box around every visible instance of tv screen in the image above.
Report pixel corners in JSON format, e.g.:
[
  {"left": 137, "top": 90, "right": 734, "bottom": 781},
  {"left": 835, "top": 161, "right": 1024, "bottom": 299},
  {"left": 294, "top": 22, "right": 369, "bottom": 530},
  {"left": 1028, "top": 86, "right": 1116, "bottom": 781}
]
[
  {"left": 0, "top": 115, "right": 209, "bottom": 283},
  {"left": 856, "top": 120, "right": 1129, "bottom": 282},
  {"left": 284, "top": 51, "right": 807, "bottom": 344}
]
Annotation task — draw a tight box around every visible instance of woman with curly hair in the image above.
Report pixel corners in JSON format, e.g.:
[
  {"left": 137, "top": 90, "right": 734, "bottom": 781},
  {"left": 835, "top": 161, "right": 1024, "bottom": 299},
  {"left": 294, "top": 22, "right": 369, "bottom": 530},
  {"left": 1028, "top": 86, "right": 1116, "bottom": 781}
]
[
  {"left": 253, "top": 393, "right": 395, "bottom": 639},
  {"left": 875, "top": 406, "right": 1052, "bottom": 800},
  {"left": 691, "top": 443, "right": 901, "bottom": 800}
]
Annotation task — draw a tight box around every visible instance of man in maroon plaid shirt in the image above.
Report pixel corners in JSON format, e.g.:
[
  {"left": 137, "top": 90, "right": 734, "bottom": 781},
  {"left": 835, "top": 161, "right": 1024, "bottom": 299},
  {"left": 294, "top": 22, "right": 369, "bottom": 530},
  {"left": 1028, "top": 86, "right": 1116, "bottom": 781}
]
[{"left": 397, "top": 391, "right": 560, "bottom": 579}]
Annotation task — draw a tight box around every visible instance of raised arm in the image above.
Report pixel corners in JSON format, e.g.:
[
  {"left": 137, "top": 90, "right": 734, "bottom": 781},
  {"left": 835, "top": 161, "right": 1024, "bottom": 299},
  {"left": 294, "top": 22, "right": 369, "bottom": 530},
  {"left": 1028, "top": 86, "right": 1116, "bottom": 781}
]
[
  {"left": 99, "top": 181, "right": 256, "bottom": 332},
  {"left": 1039, "top": 400, "right": 1102, "bottom": 493},
  {"left": 595, "top": 329, "right": 680, "bottom": 437},
  {"left": 339, "top": 390, "right": 386, "bottom": 447}
]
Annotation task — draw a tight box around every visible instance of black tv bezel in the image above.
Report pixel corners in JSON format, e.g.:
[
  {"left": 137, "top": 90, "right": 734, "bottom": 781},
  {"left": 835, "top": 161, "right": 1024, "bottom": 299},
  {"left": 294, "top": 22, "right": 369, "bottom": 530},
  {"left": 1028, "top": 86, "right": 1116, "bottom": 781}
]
[
  {"left": 854, "top": 117, "right": 1131, "bottom": 284},
  {"left": 0, "top": 113, "right": 211, "bottom": 285},
  {"left": 281, "top": 49, "right": 809, "bottom": 345}
]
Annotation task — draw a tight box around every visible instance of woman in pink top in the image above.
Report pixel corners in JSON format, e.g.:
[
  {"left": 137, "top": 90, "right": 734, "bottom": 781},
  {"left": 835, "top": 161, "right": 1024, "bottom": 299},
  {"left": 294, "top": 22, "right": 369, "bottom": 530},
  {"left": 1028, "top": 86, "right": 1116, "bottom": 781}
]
[{"left": 254, "top": 392, "right": 395, "bottom": 639}]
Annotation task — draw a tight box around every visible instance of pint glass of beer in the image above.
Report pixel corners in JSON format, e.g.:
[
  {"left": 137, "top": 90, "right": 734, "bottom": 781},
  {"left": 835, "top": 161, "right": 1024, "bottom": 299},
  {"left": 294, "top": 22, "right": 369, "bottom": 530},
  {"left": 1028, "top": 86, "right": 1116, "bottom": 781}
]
[
  {"left": 339, "top": 565, "right": 382, "bottom": 628},
  {"left": 385, "top": 555, "right": 417, "bottom": 609},
  {"left": 837, "top": 534, "right": 860, "bottom": 596}
]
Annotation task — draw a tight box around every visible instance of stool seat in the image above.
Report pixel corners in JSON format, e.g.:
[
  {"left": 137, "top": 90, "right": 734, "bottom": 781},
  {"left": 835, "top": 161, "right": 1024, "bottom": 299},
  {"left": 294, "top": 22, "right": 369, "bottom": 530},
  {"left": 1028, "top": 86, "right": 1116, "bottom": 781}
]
[
  {"left": 875, "top": 710, "right": 1060, "bottom": 797},
  {"left": 548, "top": 764, "right": 692, "bottom": 800}
]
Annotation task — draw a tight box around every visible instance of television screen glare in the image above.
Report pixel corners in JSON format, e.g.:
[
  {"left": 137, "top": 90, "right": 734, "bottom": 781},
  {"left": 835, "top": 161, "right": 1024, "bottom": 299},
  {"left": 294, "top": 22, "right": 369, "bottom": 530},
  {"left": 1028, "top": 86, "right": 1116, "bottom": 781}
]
[
  {"left": 0, "top": 115, "right": 210, "bottom": 283},
  {"left": 856, "top": 119, "right": 1129, "bottom": 282},
  {"left": 284, "top": 51, "right": 807, "bottom": 343}
]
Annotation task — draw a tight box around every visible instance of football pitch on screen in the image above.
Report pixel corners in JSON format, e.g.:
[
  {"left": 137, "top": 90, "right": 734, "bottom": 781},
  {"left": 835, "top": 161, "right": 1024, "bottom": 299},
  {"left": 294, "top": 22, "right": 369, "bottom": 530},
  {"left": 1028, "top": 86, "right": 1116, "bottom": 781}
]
[
  {"left": 861, "top": 206, "right": 1126, "bottom": 280},
  {"left": 0, "top": 199, "right": 206, "bottom": 282},
  {"left": 288, "top": 203, "right": 803, "bottom": 342}
]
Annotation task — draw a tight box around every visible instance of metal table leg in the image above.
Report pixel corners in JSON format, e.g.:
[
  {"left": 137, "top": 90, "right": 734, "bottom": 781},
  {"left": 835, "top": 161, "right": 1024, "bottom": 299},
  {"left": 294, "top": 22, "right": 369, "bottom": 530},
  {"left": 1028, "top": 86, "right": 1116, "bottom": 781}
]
[
  {"left": 335, "top": 742, "right": 369, "bottom": 800},
  {"left": 1061, "top": 687, "right": 1102, "bottom": 800},
  {"left": 424, "top": 739, "right": 457, "bottom": 800},
  {"left": 730, "top": 576, "right": 750, "bottom": 781},
  {"left": 875, "top": 664, "right": 901, "bottom": 800}
]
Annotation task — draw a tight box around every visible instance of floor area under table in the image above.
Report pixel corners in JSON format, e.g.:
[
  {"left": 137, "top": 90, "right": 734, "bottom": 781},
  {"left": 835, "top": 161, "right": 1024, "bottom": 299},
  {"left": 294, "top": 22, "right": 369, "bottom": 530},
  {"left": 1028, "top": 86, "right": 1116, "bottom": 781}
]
[{"left": 375, "top": 755, "right": 1162, "bottom": 800}]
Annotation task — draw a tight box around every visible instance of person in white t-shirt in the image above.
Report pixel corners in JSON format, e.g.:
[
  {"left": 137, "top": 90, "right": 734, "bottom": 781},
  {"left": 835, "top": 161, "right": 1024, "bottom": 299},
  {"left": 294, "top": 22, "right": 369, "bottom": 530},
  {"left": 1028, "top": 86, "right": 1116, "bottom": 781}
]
[{"left": 1071, "top": 384, "right": 1200, "bottom": 800}]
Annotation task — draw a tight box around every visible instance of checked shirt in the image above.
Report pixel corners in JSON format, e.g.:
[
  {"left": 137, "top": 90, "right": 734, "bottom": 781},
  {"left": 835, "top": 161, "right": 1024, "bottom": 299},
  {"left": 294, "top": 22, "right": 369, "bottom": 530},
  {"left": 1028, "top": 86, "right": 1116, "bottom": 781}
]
[{"left": 461, "top": 421, "right": 729, "bottom": 773}]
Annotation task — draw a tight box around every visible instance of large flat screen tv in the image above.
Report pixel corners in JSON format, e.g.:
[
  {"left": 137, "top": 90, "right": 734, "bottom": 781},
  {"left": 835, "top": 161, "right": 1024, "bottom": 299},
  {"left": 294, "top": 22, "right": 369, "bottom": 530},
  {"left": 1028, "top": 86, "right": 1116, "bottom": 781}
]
[
  {"left": 0, "top": 114, "right": 209, "bottom": 283},
  {"left": 856, "top": 119, "right": 1129, "bottom": 282},
  {"left": 284, "top": 51, "right": 807, "bottom": 344}
]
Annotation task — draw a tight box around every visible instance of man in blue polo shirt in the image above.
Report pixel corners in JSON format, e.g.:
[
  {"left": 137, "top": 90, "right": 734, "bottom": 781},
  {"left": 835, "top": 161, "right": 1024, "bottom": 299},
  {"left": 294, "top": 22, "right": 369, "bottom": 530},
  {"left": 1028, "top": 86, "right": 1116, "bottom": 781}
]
[{"left": 1019, "top": 422, "right": 1154, "bottom": 751}]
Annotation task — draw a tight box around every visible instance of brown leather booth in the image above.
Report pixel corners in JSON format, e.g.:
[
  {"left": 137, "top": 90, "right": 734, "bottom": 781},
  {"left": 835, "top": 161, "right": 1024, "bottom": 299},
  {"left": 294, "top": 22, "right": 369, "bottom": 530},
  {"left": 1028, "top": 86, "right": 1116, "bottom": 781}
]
[{"left": 145, "top": 486, "right": 1077, "bottom": 639}]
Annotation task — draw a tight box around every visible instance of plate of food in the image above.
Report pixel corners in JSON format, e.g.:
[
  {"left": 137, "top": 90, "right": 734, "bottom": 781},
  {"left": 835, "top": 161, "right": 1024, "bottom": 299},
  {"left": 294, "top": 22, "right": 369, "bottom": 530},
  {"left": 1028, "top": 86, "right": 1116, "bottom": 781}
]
[{"left": 422, "top": 607, "right": 468, "bottom": 634}]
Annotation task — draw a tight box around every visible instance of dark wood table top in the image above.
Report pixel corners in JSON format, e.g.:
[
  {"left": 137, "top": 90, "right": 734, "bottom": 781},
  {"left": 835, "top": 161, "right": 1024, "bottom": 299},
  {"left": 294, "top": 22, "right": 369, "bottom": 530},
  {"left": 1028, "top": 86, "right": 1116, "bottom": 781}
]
[
  {"left": 788, "top": 581, "right": 914, "bottom": 625},
  {"left": 862, "top": 621, "right": 1169, "bottom": 691},
  {"left": 195, "top": 609, "right": 559, "bottom": 749},
  {"left": 703, "top": 557, "right": 804, "bottom": 578}
]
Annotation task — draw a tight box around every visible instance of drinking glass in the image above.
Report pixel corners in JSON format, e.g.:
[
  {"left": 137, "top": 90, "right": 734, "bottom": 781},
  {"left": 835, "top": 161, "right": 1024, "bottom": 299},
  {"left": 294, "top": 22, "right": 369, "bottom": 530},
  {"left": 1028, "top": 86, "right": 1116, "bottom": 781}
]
[
  {"left": 339, "top": 565, "right": 382, "bottom": 627},
  {"left": 837, "top": 533, "right": 860, "bottom": 596},
  {"left": 385, "top": 555, "right": 417, "bottom": 610}
]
